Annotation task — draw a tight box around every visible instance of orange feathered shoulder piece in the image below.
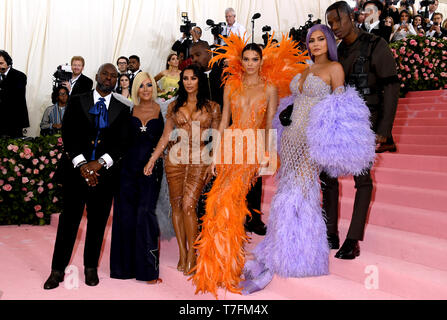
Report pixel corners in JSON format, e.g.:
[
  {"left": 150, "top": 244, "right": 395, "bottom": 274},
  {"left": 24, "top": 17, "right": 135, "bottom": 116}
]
[{"left": 209, "top": 32, "right": 309, "bottom": 98}]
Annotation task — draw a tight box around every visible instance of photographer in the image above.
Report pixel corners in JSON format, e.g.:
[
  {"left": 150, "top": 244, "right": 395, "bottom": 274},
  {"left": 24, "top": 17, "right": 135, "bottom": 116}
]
[
  {"left": 425, "top": 0, "right": 439, "bottom": 22},
  {"left": 62, "top": 56, "right": 93, "bottom": 96},
  {"left": 412, "top": 14, "right": 426, "bottom": 34},
  {"left": 381, "top": 0, "right": 401, "bottom": 24},
  {"left": 398, "top": 0, "right": 416, "bottom": 16},
  {"left": 391, "top": 9, "right": 416, "bottom": 41},
  {"left": 426, "top": 12, "right": 447, "bottom": 38},
  {"left": 223, "top": 8, "right": 246, "bottom": 39},
  {"left": 0, "top": 50, "right": 30, "bottom": 138},
  {"left": 172, "top": 26, "right": 203, "bottom": 58}
]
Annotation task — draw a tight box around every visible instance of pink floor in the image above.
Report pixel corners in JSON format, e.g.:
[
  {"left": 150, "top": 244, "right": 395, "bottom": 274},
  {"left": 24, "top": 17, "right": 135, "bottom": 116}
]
[{"left": 1, "top": 90, "right": 447, "bottom": 300}]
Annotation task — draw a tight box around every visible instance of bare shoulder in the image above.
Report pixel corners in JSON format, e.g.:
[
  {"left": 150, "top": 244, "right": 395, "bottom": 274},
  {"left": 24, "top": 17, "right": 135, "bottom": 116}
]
[
  {"left": 153, "top": 101, "right": 161, "bottom": 112},
  {"left": 329, "top": 61, "right": 344, "bottom": 74},
  {"left": 167, "top": 100, "right": 177, "bottom": 111},
  {"left": 265, "top": 83, "right": 278, "bottom": 96}
]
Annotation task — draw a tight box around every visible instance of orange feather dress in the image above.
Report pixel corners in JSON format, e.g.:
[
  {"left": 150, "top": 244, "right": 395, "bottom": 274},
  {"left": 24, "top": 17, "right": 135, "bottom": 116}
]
[{"left": 190, "top": 33, "right": 308, "bottom": 298}]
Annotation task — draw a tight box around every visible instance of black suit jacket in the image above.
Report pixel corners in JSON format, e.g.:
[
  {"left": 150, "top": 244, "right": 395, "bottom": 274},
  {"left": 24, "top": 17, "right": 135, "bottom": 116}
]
[
  {"left": 361, "top": 22, "right": 392, "bottom": 43},
  {"left": 434, "top": 27, "right": 447, "bottom": 39},
  {"left": 70, "top": 74, "right": 93, "bottom": 97},
  {"left": 59, "top": 90, "right": 131, "bottom": 184},
  {"left": 0, "top": 68, "right": 30, "bottom": 132},
  {"left": 207, "top": 63, "right": 224, "bottom": 109},
  {"left": 172, "top": 39, "right": 193, "bottom": 57}
]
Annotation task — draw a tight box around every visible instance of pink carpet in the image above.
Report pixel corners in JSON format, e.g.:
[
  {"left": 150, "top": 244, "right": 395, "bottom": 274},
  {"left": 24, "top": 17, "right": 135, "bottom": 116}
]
[{"left": 1, "top": 90, "right": 447, "bottom": 300}]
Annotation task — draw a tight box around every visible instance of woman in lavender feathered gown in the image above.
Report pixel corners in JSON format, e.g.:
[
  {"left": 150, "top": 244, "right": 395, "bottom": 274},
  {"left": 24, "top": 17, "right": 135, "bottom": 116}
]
[{"left": 242, "top": 25, "right": 376, "bottom": 294}]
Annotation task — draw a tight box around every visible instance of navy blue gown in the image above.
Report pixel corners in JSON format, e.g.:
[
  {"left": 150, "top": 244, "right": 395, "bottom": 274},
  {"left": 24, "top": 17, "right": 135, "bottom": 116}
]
[{"left": 110, "top": 111, "right": 164, "bottom": 281}]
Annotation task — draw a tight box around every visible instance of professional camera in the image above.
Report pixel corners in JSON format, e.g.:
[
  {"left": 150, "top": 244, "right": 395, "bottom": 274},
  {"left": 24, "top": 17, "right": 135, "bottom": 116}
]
[
  {"left": 261, "top": 25, "right": 272, "bottom": 46},
  {"left": 289, "top": 14, "right": 321, "bottom": 50},
  {"left": 53, "top": 64, "right": 72, "bottom": 88},
  {"left": 384, "top": 0, "right": 399, "bottom": 6},
  {"left": 418, "top": 0, "right": 435, "bottom": 20},
  {"left": 420, "top": 0, "right": 435, "bottom": 7},
  {"left": 206, "top": 19, "right": 226, "bottom": 38},
  {"left": 180, "top": 12, "right": 196, "bottom": 38}
]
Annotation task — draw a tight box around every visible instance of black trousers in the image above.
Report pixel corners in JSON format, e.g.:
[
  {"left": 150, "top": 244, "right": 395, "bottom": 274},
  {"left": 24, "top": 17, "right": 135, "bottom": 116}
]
[
  {"left": 320, "top": 170, "right": 373, "bottom": 241},
  {"left": 51, "top": 172, "right": 115, "bottom": 271}
]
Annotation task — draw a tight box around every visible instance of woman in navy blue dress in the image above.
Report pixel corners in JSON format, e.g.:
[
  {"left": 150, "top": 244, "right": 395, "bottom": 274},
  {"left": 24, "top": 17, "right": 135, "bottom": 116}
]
[{"left": 110, "top": 72, "right": 164, "bottom": 284}]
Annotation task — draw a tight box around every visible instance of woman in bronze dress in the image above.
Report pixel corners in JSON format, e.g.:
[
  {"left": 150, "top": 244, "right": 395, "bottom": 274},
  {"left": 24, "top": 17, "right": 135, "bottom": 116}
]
[{"left": 144, "top": 64, "right": 221, "bottom": 275}]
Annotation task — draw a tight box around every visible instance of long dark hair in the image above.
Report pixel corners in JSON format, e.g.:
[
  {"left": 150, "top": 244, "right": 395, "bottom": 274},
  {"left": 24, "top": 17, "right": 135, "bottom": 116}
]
[
  {"left": 173, "top": 64, "right": 210, "bottom": 114},
  {"left": 116, "top": 73, "right": 131, "bottom": 95}
]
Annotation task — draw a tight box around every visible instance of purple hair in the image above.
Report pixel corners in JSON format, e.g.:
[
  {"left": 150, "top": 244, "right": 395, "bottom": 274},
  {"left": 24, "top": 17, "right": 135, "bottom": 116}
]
[{"left": 305, "top": 24, "right": 338, "bottom": 62}]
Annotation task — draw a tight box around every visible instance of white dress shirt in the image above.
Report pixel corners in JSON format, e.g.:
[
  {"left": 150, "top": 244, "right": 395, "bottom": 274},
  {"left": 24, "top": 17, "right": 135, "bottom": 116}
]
[
  {"left": 72, "top": 90, "right": 114, "bottom": 169},
  {"left": 69, "top": 73, "right": 81, "bottom": 95},
  {"left": 224, "top": 22, "right": 246, "bottom": 38},
  {"left": 367, "top": 20, "right": 381, "bottom": 33}
]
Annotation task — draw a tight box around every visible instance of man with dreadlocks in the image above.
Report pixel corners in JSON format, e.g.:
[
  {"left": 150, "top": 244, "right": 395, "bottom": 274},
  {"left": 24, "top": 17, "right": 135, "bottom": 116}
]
[{"left": 322, "top": 1, "right": 399, "bottom": 260}]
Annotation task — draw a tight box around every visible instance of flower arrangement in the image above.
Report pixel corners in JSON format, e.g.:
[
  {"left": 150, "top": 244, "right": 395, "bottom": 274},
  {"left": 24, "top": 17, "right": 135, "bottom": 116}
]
[
  {"left": 390, "top": 35, "right": 447, "bottom": 96},
  {"left": 157, "top": 87, "right": 178, "bottom": 102},
  {"left": 0, "top": 135, "right": 63, "bottom": 225}
]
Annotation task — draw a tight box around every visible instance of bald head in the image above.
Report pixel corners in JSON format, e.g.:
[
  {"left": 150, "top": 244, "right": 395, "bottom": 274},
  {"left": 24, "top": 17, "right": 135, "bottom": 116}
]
[
  {"left": 190, "top": 41, "right": 212, "bottom": 70},
  {"left": 96, "top": 63, "right": 119, "bottom": 94},
  {"left": 97, "top": 63, "right": 118, "bottom": 74}
]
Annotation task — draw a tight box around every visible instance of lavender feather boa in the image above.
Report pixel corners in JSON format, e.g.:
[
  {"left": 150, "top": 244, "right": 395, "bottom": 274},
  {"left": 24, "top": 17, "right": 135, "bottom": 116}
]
[{"left": 306, "top": 86, "right": 376, "bottom": 178}]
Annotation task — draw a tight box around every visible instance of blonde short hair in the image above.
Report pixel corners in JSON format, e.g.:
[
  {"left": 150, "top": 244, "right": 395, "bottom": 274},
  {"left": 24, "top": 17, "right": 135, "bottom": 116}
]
[
  {"left": 71, "top": 56, "right": 85, "bottom": 66},
  {"left": 131, "top": 72, "right": 158, "bottom": 104}
]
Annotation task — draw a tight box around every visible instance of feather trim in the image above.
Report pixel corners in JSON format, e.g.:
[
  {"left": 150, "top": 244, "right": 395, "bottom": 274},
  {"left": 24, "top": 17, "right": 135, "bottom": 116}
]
[
  {"left": 306, "top": 86, "right": 376, "bottom": 177},
  {"left": 209, "top": 33, "right": 309, "bottom": 99}
]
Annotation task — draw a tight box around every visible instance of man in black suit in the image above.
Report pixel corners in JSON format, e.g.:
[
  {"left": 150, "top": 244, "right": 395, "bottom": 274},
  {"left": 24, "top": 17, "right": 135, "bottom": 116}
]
[
  {"left": 362, "top": 1, "right": 392, "bottom": 42},
  {"left": 190, "top": 41, "right": 267, "bottom": 236},
  {"left": 62, "top": 56, "right": 93, "bottom": 97},
  {"left": 172, "top": 27, "right": 203, "bottom": 59},
  {"left": 44, "top": 63, "right": 131, "bottom": 289},
  {"left": 0, "top": 50, "right": 30, "bottom": 137},
  {"left": 426, "top": 13, "right": 447, "bottom": 39},
  {"left": 324, "top": 1, "right": 399, "bottom": 259},
  {"left": 128, "top": 55, "right": 142, "bottom": 88}
]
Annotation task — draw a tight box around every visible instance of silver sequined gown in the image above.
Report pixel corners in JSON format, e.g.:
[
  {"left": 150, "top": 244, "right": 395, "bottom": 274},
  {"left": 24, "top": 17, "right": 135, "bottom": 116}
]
[{"left": 243, "top": 74, "right": 340, "bottom": 291}]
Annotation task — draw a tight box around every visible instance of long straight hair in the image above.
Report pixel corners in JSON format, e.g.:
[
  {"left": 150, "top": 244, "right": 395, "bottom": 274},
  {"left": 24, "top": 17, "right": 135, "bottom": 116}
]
[
  {"left": 173, "top": 64, "right": 210, "bottom": 114},
  {"left": 306, "top": 24, "right": 338, "bottom": 62}
]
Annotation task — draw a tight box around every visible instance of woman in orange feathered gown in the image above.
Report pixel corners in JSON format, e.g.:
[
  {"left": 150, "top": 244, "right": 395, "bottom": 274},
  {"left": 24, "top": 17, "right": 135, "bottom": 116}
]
[{"left": 190, "top": 34, "right": 308, "bottom": 298}]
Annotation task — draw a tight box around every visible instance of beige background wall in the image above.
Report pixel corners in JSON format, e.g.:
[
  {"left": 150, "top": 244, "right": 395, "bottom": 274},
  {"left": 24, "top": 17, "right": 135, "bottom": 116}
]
[{"left": 0, "top": 0, "right": 446, "bottom": 136}]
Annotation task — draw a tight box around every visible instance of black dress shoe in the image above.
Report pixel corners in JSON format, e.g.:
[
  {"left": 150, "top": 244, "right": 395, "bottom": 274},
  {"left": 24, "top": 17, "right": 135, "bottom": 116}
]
[
  {"left": 375, "top": 143, "right": 397, "bottom": 153},
  {"left": 85, "top": 268, "right": 99, "bottom": 286},
  {"left": 43, "top": 270, "right": 64, "bottom": 290},
  {"left": 335, "top": 238, "right": 360, "bottom": 260},
  {"left": 327, "top": 233, "right": 340, "bottom": 249},
  {"left": 245, "top": 210, "right": 267, "bottom": 236}
]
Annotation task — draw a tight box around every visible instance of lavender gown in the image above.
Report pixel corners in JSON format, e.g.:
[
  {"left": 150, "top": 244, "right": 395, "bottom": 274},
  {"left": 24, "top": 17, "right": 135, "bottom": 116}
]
[{"left": 242, "top": 73, "right": 342, "bottom": 293}]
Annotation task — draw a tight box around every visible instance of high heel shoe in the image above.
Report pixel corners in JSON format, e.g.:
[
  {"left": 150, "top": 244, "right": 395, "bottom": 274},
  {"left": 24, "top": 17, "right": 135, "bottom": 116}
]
[
  {"left": 243, "top": 259, "right": 265, "bottom": 281},
  {"left": 241, "top": 268, "right": 274, "bottom": 295},
  {"left": 184, "top": 250, "right": 196, "bottom": 276},
  {"left": 177, "top": 252, "right": 187, "bottom": 272}
]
